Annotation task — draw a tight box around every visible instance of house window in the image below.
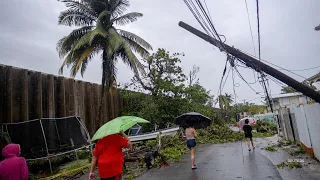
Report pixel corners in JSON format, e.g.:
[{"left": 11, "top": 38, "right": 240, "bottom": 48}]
[{"left": 281, "top": 97, "right": 289, "bottom": 105}]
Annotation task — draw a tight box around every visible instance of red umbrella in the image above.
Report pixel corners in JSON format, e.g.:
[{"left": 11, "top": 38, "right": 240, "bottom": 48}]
[{"left": 237, "top": 118, "right": 256, "bottom": 128}]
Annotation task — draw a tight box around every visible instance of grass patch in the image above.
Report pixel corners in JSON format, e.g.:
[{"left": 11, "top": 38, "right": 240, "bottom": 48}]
[
  {"left": 279, "top": 140, "right": 294, "bottom": 146},
  {"left": 264, "top": 146, "right": 277, "bottom": 152},
  {"left": 252, "top": 131, "right": 276, "bottom": 138},
  {"left": 289, "top": 147, "right": 306, "bottom": 156},
  {"left": 125, "top": 173, "right": 138, "bottom": 180},
  {"left": 277, "top": 160, "right": 302, "bottom": 169}
]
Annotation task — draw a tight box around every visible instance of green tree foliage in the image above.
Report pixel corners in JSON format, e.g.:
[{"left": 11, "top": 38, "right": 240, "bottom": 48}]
[
  {"left": 230, "top": 103, "right": 267, "bottom": 120},
  {"left": 57, "top": 0, "right": 152, "bottom": 122},
  {"left": 281, "top": 86, "right": 297, "bottom": 94},
  {"left": 281, "top": 82, "right": 316, "bottom": 94},
  {"left": 217, "top": 93, "right": 233, "bottom": 110},
  {"left": 121, "top": 49, "right": 217, "bottom": 130}
]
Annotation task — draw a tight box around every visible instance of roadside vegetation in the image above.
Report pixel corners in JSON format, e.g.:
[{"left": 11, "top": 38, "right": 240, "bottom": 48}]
[
  {"left": 277, "top": 160, "right": 302, "bottom": 169},
  {"left": 264, "top": 146, "right": 277, "bottom": 152}
]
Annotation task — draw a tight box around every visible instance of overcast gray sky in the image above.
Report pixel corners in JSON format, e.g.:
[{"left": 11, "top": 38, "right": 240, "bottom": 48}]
[{"left": 1, "top": 0, "right": 319, "bottom": 104}]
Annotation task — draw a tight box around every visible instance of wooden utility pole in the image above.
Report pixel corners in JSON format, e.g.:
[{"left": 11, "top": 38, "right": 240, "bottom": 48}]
[{"left": 178, "top": 21, "right": 320, "bottom": 103}]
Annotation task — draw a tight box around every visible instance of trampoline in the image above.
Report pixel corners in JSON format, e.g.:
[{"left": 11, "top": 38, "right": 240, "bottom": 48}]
[{"left": 1, "top": 116, "right": 92, "bottom": 172}]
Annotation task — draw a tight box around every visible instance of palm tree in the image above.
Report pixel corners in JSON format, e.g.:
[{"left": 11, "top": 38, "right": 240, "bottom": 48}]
[
  {"left": 217, "top": 93, "right": 233, "bottom": 110},
  {"left": 217, "top": 93, "right": 233, "bottom": 121},
  {"left": 57, "top": 0, "right": 152, "bottom": 122}
]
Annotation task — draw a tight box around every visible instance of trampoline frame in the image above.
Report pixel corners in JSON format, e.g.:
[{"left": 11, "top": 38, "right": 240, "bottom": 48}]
[{"left": 1, "top": 116, "right": 92, "bottom": 173}]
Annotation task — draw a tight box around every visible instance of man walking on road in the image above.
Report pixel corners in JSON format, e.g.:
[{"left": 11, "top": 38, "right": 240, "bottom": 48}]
[{"left": 243, "top": 119, "right": 255, "bottom": 151}]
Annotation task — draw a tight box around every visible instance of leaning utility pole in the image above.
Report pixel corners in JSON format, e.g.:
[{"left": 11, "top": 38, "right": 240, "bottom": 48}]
[{"left": 178, "top": 21, "right": 320, "bottom": 103}]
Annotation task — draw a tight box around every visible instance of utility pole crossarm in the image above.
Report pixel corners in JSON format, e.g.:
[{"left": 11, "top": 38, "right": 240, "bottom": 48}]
[{"left": 178, "top": 21, "right": 320, "bottom": 103}]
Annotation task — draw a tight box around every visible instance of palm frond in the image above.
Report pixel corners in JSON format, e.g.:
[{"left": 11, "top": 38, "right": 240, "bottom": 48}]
[
  {"left": 57, "top": 26, "right": 94, "bottom": 58},
  {"left": 122, "top": 36, "right": 149, "bottom": 58},
  {"left": 117, "top": 43, "right": 146, "bottom": 75},
  {"left": 58, "top": 8, "right": 96, "bottom": 26},
  {"left": 112, "top": 12, "right": 143, "bottom": 26},
  {"left": 118, "top": 29, "right": 152, "bottom": 50},
  {"left": 59, "top": 48, "right": 84, "bottom": 74},
  {"left": 89, "top": 26, "right": 108, "bottom": 46},
  {"left": 61, "top": 0, "right": 97, "bottom": 17},
  {"left": 107, "top": 28, "right": 124, "bottom": 53},
  {"left": 73, "top": 32, "right": 92, "bottom": 51},
  {"left": 71, "top": 47, "right": 94, "bottom": 77},
  {"left": 109, "top": 0, "right": 130, "bottom": 18}
]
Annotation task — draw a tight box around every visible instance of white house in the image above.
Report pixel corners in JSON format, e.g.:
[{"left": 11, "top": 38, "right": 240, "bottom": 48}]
[
  {"left": 271, "top": 93, "right": 312, "bottom": 114},
  {"left": 306, "top": 72, "right": 320, "bottom": 90}
]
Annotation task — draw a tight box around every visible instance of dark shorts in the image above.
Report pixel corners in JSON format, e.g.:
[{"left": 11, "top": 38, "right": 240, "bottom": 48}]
[
  {"left": 101, "top": 174, "right": 122, "bottom": 180},
  {"left": 186, "top": 139, "right": 197, "bottom": 149},
  {"left": 245, "top": 134, "right": 253, "bottom": 140}
]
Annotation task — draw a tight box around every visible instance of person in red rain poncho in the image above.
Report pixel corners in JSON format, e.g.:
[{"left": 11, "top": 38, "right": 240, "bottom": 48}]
[
  {"left": 0, "top": 144, "right": 29, "bottom": 180},
  {"left": 89, "top": 130, "right": 131, "bottom": 180}
]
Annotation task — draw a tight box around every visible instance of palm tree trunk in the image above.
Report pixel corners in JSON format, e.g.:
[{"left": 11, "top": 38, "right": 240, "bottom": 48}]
[{"left": 96, "top": 68, "right": 106, "bottom": 131}]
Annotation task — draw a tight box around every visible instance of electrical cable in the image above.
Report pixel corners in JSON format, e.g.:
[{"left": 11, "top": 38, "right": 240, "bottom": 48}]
[
  {"left": 195, "top": 0, "right": 226, "bottom": 50},
  {"left": 235, "top": 63, "right": 259, "bottom": 84},
  {"left": 184, "top": 0, "right": 216, "bottom": 39},
  {"left": 244, "top": 0, "right": 257, "bottom": 57},
  {"left": 231, "top": 68, "right": 245, "bottom": 165},
  {"left": 234, "top": 67, "right": 259, "bottom": 92},
  {"left": 278, "top": 65, "right": 320, "bottom": 72},
  {"left": 256, "top": 0, "right": 261, "bottom": 60},
  {"left": 221, "top": 66, "right": 232, "bottom": 93},
  {"left": 237, "top": 49, "right": 308, "bottom": 80},
  {"left": 216, "top": 59, "right": 230, "bottom": 105}
]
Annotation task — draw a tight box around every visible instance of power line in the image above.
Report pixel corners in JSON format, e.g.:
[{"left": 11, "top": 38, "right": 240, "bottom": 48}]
[
  {"left": 244, "top": 0, "right": 257, "bottom": 57},
  {"left": 235, "top": 61, "right": 259, "bottom": 84},
  {"left": 237, "top": 49, "right": 309, "bottom": 80},
  {"left": 279, "top": 65, "right": 320, "bottom": 72},
  {"left": 217, "top": 59, "right": 230, "bottom": 99},
  {"left": 195, "top": 0, "right": 226, "bottom": 49},
  {"left": 221, "top": 65, "right": 232, "bottom": 93},
  {"left": 184, "top": 0, "right": 216, "bottom": 39},
  {"left": 233, "top": 66, "right": 259, "bottom": 93},
  {"left": 256, "top": 0, "right": 261, "bottom": 60}
]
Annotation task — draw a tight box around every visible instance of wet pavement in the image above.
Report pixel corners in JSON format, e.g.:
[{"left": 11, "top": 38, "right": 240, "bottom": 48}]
[
  {"left": 136, "top": 142, "right": 282, "bottom": 180},
  {"left": 79, "top": 135, "right": 320, "bottom": 180}
]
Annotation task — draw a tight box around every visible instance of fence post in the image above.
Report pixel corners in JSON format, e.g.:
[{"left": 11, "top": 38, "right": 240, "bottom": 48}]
[
  {"left": 287, "top": 108, "right": 296, "bottom": 142},
  {"left": 39, "top": 119, "right": 53, "bottom": 173}
]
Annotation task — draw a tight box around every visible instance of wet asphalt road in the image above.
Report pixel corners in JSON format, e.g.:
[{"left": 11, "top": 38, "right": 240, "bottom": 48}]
[{"left": 136, "top": 142, "right": 282, "bottom": 180}]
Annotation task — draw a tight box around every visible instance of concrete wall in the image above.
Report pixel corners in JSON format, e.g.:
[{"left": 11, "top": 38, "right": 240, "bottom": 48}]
[
  {"left": 277, "top": 108, "right": 299, "bottom": 142},
  {"left": 0, "top": 65, "right": 127, "bottom": 135},
  {"left": 293, "top": 105, "right": 312, "bottom": 148}
]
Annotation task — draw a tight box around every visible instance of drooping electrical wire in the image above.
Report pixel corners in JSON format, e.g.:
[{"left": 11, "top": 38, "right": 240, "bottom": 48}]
[
  {"left": 256, "top": 0, "right": 261, "bottom": 60},
  {"left": 221, "top": 65, "right": 232, "bottom": 93},
  {"left": 237, "top": 49, "right": 309, "bottom": 80},
  {"left": 195, "top": 0, "right": 226, "bottom": 50},
  {"left": 184, "top": 0, "right": 216, "bottom": 39},
  {"left": 244, "top": 0, "right": 257, "bottom": 57},
  {"left": 279, "top": 65, "right": 320, "bottom": 72}
]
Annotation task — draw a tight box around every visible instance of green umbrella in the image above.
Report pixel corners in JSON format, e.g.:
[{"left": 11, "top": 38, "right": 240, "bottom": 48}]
[{"left": 91, "top": 116, "right": 150, "bottom": 141}]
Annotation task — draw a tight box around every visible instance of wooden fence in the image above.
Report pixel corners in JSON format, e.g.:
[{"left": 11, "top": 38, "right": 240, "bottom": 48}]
[{"left": 0, "top": 64, "right": 125, "bottom": 135}]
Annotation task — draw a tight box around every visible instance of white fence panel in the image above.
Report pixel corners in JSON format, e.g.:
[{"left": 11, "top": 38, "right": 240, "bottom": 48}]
[
  {"left": 293, "top": 105, "right": 312, "bottom": 148},
  {"left": 303, "top": 103, "right": 320, "bottom": 160}
]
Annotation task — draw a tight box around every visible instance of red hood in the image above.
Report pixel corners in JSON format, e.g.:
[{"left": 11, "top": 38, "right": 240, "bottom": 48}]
[{"left": 2, "top": 144, "right": 20, "bottom": 158}]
